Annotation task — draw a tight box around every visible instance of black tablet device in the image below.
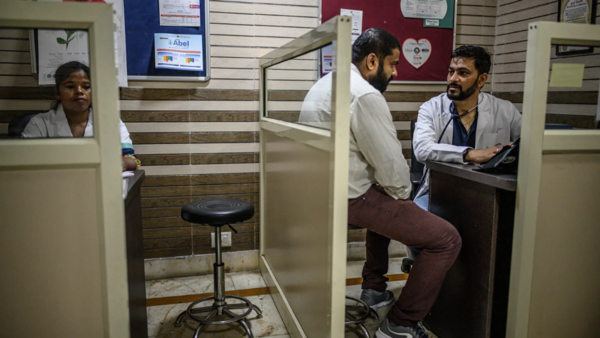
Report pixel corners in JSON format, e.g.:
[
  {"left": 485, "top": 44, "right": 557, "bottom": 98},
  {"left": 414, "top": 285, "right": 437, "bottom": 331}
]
[{"left": 474, "top": 138, "right": 520, "bottom": 173}]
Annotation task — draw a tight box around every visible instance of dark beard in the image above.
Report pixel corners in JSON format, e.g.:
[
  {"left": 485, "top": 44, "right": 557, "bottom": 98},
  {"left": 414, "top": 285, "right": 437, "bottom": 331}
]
[
  {"left": 368, "top": 63, "right": 393, "bottom": 93},
  {"left": 446, "top": 77, "right": 479, "bottom": 101}
]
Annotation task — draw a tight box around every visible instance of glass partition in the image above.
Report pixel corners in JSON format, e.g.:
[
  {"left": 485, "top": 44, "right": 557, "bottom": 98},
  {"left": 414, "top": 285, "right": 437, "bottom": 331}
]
[
  {"left": 545, "top": 43, "right": 600, "bottom": 129},
  {"left": 264, "top": 45, "right": 334, "bottom": 130},
  {"left": 0, "top": 27, "right": 93, "bottom": 139}
]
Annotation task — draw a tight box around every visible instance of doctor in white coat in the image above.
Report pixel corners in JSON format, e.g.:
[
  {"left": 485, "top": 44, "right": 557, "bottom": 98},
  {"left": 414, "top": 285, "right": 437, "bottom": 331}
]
[{"left": 413, "top": 45, "right": 521, "bottom": 211}]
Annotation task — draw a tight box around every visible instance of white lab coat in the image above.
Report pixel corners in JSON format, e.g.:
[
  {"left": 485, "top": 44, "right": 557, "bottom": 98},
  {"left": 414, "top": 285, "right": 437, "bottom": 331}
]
[
  {"left": 413, "top": 92, "right": 521, "bottom": 199},
  {"left": 22, "top": 104, "right": 134, "bottom": 150}
]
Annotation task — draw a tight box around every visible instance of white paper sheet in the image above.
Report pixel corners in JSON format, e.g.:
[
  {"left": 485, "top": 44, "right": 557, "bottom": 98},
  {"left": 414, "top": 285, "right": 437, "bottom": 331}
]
[
  {"left": 321, "top": 8, "right": 363, "bottom": 76},
  {"left": 340, "top": 9, "right": 363, "bottom": 44},
  {"left": 122, "top": 178, "right": 129, "bottom": 199},
  {"left": 38, "top": 29, "right": 90, "bottom": 85},
  {"left": 159, "top": 0, "right": 201, "bottom": 27},
  {"left": 401, "top": 0, "right": 448, "bottom": 19}
]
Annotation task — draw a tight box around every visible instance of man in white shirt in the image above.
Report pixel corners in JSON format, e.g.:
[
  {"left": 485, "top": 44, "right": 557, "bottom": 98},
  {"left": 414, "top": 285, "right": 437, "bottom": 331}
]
[
  {"left": 299, "top": 28, "right": 461, "bottom": 338},
  {"left": 413, "top": 45, "right": 522, "bottom": 211}
]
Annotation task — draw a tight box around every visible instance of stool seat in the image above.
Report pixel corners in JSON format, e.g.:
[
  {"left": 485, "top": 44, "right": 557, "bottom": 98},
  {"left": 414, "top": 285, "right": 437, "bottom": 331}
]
[{"left": 182, "top": 199, "right": 254, "bottom": 225}]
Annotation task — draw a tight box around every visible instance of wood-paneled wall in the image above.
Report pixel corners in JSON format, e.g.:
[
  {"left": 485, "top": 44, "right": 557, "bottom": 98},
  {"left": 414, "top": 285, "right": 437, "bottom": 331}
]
[
  {"left": 493, "top": 0, "right": 600, "bottom": 128},
  {"left": 3, "top": 0, "right": 504, "bottom": 259}
]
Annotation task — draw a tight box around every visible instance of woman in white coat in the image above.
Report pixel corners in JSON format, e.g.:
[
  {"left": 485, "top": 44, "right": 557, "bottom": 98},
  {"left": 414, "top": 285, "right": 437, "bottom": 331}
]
[{"left": 22, "top": 61, "right": 140, "bottom": 171}]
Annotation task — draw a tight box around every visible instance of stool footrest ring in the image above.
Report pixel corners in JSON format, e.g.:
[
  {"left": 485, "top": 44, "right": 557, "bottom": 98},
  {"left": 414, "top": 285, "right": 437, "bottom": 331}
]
[
  {"left": 185, "top": 295, "right": 259, "bottom": 324},
  {"left": 344, "top": 296, "right": 372, "bottom": 324}
]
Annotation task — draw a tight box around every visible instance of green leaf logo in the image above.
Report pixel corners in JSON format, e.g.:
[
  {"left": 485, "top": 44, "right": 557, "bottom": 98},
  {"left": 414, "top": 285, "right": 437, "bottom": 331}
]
[{"left": 57, "top": 30, "right": 77, "bottom": 49}]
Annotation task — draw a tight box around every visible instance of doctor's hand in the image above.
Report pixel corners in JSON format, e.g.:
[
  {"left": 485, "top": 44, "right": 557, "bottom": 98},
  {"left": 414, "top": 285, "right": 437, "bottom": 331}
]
[{"left": 464, "top": 147, "right": 501, "bottom": 163}]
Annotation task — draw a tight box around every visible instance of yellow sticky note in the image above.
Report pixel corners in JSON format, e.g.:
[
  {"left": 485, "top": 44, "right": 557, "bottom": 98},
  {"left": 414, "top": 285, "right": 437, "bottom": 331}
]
[{"left": 549, "top": 63, "right": 585, "bottom": 88}]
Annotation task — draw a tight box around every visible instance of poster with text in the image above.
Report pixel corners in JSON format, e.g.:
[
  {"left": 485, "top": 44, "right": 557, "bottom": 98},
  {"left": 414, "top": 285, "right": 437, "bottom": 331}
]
[
  {"left": 400, "top": 0, "right": 448, "bottom": 19},
  {"left": 38, "top": 29, "right": 89, "bottom": 85},
  {"left": 37, "top": 0, "right": 128, "bottom": 87},
  {"left": 159, "top": 0, "right": 201, "bottom": 27},
  {"left": 154, "top": 33, "right": 204, "bottom": 71},
  {"left": 340, "top": 8, "right": 363, "bottom": 44}
]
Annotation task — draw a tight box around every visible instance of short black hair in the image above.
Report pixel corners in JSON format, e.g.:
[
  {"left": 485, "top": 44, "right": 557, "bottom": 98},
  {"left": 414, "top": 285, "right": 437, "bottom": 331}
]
[
  {"left": 450, "top": 45, "right": 491, "bottom": 75},
  {"left": 352, "top": 28, "right": 400, "bottom": 65},
  {"left": 54, "top": 61, "right": 90, "bottom": 91},
  {"left": 51, "top": 61, "right": 91, "bottom": 111}
]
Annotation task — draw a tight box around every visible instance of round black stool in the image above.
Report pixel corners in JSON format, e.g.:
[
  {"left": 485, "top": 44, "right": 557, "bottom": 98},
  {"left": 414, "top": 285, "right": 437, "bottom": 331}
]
[{"left": 174, "top": 199, "right": 262, "bottom": 337}]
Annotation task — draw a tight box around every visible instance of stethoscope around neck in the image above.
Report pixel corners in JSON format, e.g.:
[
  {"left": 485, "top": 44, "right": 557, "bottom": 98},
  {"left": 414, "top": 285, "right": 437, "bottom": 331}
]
[
  {"left": 438, "top": 102, "right": 478, "bottom": 144},
  {"left": 413, "top": 100, "right": 478, "bottom": 201}
]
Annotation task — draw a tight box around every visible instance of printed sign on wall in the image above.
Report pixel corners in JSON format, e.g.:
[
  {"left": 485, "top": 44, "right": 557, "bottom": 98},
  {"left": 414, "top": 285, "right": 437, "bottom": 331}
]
[
  {"left": 154, "top": 33, "right": 204, "bottom": 71},
  {"left": 402, "top": 38, "right": 432, "bottom": 69},
  {"left": 400, "top": 0, "right": 447, "bottom": 19}
]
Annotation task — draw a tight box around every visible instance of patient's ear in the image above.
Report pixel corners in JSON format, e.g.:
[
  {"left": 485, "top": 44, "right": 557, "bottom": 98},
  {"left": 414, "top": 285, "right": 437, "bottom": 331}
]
[{"left": 365, "top": 53, "right": 378, "bottom": 72}]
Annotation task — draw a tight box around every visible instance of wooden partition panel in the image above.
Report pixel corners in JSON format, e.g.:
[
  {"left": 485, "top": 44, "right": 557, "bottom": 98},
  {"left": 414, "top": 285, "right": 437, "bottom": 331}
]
[
  {"left": 525, "top": 154, "right": 600, "bottom": 337},
  {"left": 262, "top": 130, "right": 333, "bottom": 337},
  {"left": 0, "top": 169, "right": 104, "bottom": 337},
  {"left": 508, "top": 21, "right": 600, "bottom": 338}
]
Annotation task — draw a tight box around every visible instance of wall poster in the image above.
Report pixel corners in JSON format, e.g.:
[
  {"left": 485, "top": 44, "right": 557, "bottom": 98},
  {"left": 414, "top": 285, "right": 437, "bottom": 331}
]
[
  {"left": 556, "top": 0, "right": 597, "bottom": 56},
  {"left": 36, "top": 0, "right": 128, "bottom": 87}
]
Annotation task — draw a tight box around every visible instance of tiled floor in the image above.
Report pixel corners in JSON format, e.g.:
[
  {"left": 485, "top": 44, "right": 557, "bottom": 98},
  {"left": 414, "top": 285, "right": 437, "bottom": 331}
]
[{"left": 146, "top": 258, "right": 409, "bottom": 338}]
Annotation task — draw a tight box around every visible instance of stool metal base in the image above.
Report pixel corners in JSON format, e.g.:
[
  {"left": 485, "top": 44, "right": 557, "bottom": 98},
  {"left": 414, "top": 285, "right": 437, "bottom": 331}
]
[
  {"left": 174, "top": 294, "right": 262, "bottom": 338},
  {"left": 345, "top": 296, "right": 379, "bottom": 338},
  {"left": 173, "top": 226, "right": 261, "bottom": 337}
]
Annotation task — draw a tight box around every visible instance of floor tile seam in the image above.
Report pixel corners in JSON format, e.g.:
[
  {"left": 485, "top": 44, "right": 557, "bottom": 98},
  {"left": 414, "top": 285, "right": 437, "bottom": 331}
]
[
  {"left": 146, "top": 273, "right": 409, "bottom": 307},
  {"left": 148, "top": 271, "right": 263, "bottom": 295},
  {"left": 147, "top": 286, "right": 270, "bottom": 307}
]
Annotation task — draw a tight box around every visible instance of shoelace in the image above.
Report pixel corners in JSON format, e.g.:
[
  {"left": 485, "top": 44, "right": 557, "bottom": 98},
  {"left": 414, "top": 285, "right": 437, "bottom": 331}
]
[
  {"left": 417, "top": 321, "right": 435, "bottom": 338},
  {"left": 411, "top": 324, "right": 430, "bottom": 338}
]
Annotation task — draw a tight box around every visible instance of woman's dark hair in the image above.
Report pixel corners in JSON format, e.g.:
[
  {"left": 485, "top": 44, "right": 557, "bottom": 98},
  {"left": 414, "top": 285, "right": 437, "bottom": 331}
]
[
  {"left": 450, "top": 45, "right": 491, "bottom": 75},
  {"left": 51, "top": 61, "right": 91, "bottom": 111},
  {"left": 352, "top": 28, "right": 400, "bottom": 66}
]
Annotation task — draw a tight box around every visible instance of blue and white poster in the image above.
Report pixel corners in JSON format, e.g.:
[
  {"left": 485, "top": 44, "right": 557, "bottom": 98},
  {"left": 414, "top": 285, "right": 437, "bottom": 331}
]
[{"left": 154, "top": 33, "right": 204, "bottom": 71}]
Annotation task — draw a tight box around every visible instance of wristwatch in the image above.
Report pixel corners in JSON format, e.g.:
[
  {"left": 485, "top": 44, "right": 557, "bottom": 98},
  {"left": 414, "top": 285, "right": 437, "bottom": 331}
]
[{"left": 462, "top": 148, "right": 472, "bottom": 162}]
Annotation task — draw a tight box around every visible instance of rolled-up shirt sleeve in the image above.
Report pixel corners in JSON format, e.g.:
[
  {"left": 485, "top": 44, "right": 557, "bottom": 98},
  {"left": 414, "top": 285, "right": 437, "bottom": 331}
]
[{"left": 351, "top": 92, "right": 411, "bottom": 200}]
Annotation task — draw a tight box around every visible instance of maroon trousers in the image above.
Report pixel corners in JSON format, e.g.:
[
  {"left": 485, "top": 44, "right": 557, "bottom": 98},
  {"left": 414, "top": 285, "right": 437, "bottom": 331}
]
[{"left": 348, "top": 185, "right": 461, "bottom": 327}]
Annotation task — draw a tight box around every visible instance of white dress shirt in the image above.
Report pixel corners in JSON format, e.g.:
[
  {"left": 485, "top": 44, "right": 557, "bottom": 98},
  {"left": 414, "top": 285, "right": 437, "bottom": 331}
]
[{"left": 299, "top": 64, "right": 411, "bottom": 200}]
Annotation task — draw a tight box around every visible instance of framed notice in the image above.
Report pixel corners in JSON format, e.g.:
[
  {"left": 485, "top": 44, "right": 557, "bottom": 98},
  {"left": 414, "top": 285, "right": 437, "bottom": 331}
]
[{"left": 556, "top": 0, "right": 597, "bottom": 56}]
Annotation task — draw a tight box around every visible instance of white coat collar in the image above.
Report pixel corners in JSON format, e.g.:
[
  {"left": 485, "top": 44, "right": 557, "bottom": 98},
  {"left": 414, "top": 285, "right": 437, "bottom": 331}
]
[{"left": 52, "top": 104, "right": 94, "bottom": 137}]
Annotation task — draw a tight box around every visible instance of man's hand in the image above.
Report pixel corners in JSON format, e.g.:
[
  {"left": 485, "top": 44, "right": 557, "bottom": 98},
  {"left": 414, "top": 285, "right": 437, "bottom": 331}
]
[{"left": 465, "top": 147, "right": 501, "bottom": 163}]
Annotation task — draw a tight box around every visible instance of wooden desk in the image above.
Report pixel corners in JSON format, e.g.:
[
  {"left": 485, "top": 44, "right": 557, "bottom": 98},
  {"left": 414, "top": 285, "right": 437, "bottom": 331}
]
[
  {"left": 425, "top": 162, "right": 516, "bottom": 338},
  {"left": 124, "top": 170, "right": 148, "bottom": 338}
]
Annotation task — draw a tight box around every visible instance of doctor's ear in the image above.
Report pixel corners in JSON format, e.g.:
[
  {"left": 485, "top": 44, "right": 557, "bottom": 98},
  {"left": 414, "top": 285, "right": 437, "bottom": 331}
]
[{"left": 478, "top": 73, "right": 488, "bottom": 89}]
